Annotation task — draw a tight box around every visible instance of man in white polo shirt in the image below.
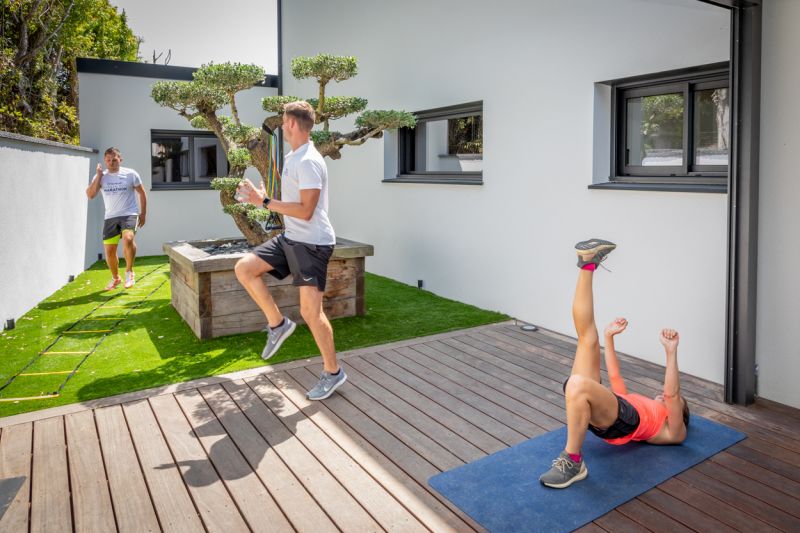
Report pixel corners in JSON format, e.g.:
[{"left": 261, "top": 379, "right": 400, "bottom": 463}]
[
  {"left": 86, "top": 147, "right": 147, "bottom": 290},
  {"left": 236, "top": 100, "right": 345, "bottom": 401}
]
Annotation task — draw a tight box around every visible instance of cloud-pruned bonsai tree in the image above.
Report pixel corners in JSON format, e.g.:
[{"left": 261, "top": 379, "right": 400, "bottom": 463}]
[{"left": 151, "top": 54, "right": 416, "bottom": 246}]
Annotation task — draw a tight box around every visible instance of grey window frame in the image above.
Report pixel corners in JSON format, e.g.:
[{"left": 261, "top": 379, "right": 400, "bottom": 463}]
[
  {"left": 150, "top": 129, "right": 225, "bottom": 190},
  {"left": 386, "top": 101, "right": 483, "bottom": 186},
  {"left": 608, "top": 63, "right": 729, "bottom": 190}
]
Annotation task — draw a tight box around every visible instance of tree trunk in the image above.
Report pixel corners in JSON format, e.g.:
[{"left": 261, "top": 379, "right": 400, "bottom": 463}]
[{"left": 219, "top": 188, "right": 268, "bottom": 246}]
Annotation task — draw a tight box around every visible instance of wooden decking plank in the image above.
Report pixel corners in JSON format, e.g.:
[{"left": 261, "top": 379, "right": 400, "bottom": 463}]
[
  {"left": 616, "top": 498, "right": 693, "bottom": 533},
  {"left": 337, "top": 360, "right": 487, "bottom": 463},
  {"left": 426, "top": 338, "right": 567, "bottom": 420},
  {"left": 364, "top": 351, "right": 527, "bottom": 447},
  {"left": 122, "top": 400, "right": 205, "bottom": 533},
  {"left": 266, "top": 369, "right": 478, "bottom": 532},
  {"left": 593, "top": 509, "right": 652, "bottom": 533},
  {"left": 64, "top": 410, "right": 117, "bottom": 532},
  {"left": 94, "top": 405, "right": 160, "bottom": 533},
  {"left": 219, "top": 378, "right": 383, "bottom": 532},
  {"left": 31, "top": 417, "right": 71, "bottom": 533},
  {"left": 575, "top": 523, "right": 610, "bottom": 533},
  {"left": 400, "top": 344, "right": 560, "bottom": 431},
  {"left": 692, "top": 460, "right": 800, "bottom": 518},
  {"left": 173, "top": 389, "right": 293, "bottom": 533},
  {"left": 637, "top": 488, "right": 737, "bottom": 532},
  {"left": 727, "top": 442, "right": 800, "bottom": 483},
  {"left": 148, "top": 393, "right": 249, "bottom": 532},
  {"left": 349, "top": 355, "right": 507, "bottom": 454},
  {"left": 710, "top": 450, "right": 800, "bottom": 498},
  {"left": 739, "top": 435, "right": 800, "bottom": 466},
  {"left": 297, "top": 364, "right": 464, "bottom": 473},
  {"left": 380, "top": 348, "right": 544, "bottom": 438},
  {"left": 678, "top": 468, "right": 800, "bottom": 531},
  {"left": 197, "top": 383, "right": 338, "bottom": 533},
  {"left": 659, "top": 477, "right": 779, "bottom": 532},
  {"left": 0, "top": 423, "right": 32, "bottom": 533},
  {"left": 245, "top": 373, "right": 428, "bottom": 533}
]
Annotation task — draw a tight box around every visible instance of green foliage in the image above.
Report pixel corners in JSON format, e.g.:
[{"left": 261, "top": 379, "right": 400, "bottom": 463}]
[
  {"left": 308, "top": 96, "right": 368, "bottom": 120},
  {"left": 640, "top": 93, "right": 684, "bottom": 148},
  {"left": 292, "top": 54, "right": 357, "bottom": 84},
  {"left": 310, "top": 130, "right": 335, "bottom": 145},
  {"left": 262, "top": 95, "right": 302, "bottom": 113},
  {"left": 224, "top": 122, "right": 259, "bottom": 144},
  {"left": 0, "top": 0, "right": 141, "bottom": 144},
  {"left": 226, "top": 147, "right": 252, "bottom": 168},
  {"left": 356, "top": 110, "right": 417, "bottom": 130},
  {"left": 190, "top": 115, "right": 210, "bottom": 129},
  {"left": 193, "top": 62, "right": 265, "bottom": 95},
  {"left": 210, "top": 177, "right": 242, "bottom": 192},
  {"left": 151, "top": 81, "right": 228, "bottom": 115},
  {"left": 222, "top": 202, "right": 270, "bottom": 222}
]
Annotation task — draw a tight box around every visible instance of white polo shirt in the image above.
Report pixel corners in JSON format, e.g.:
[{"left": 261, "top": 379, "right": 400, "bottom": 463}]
[{"left": 281, "top": 141, "right": 335, "bottom": 245}]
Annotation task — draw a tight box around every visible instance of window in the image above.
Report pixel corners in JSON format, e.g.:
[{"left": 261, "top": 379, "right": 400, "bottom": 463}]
[
  {"left": 612, "top": 65, "right": 728, "bottom": 188},
  {"left": 390, "top": 101, "right": 483, "bottom": 185},
  {"left": 151, "top": 130, "right": 227, "bottom": 189}
]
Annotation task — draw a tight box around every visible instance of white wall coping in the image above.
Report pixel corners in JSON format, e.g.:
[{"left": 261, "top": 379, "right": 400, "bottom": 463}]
[{"left": 0, "top": 130, "right": 97, "bottom": 154}]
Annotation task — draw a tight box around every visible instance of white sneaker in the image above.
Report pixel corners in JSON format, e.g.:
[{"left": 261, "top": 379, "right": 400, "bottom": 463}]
[{"left": 124, "top": 271, "right": 135, "bottom": 289}]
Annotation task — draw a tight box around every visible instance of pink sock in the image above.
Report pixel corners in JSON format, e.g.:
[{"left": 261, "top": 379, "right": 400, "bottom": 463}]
[
  {"left": 581, "top": 264, "right": 597, "bottom": 271},
  {"left": 568, "top": 452, "right": 582, "bottom": 463}
]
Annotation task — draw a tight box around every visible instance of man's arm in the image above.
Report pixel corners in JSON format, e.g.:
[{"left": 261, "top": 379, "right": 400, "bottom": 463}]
[
  {"left": 238, "top": 179, "right": 320, "bottom": 221},
  {"left": 660, "top": 329, "right": 687, "bottom": 442},
  {"left": 135, "top": 185, "right": 147, "bottom": 227},
  {"left": 86, "top": 164, "right": 103, "bottom": 199},
  {"left": 603, "top": 318, "right": 628, "bottom": 395}
]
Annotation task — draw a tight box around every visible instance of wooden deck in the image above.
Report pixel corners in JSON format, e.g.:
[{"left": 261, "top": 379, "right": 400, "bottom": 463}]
[{"left": 1, "top": 322, "right": 798, "bottom": 532}]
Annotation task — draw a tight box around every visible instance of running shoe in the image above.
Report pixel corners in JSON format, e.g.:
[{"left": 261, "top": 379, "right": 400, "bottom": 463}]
[
  {"left": 104, "top": 277, "right": 122, "bottom": 291},
  {"left": 575, "top": 238, "right": 616, "bottom": 268},
  {"left": 306, "top": 368, "right": 348, "bottom": 401},
  {"left": 539, "top": 451, "right": 588, "bottom": 489},
  {"left": 261, "top": 317, "right": 296, "bottom": 360},
  {"left": 124, "top": 271, "right": 135, "bottom": 289}
]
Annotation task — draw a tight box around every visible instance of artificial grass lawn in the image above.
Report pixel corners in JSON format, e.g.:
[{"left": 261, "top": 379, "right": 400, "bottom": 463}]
[{"left": 0, "top": 256, "right": 508, "bottom": 417}]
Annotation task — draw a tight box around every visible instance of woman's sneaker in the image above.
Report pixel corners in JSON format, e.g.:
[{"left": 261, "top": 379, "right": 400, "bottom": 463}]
[
  {"left": 124, "top": 271, "right": 135, "bottom": 289},
  {"left": 575, "top": 238, "right": 616, "bottom": 268},
  {"left": 104, "top": 277, "right": 122, "bottom": 291},
  {"left": 539, "top": 451, "right": 588, "bottom": 489}
]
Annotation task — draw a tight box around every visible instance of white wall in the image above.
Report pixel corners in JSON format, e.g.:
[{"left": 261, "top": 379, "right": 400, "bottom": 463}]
[
  {"left": 0, "top": 135, "right": 92, "bottom": 326},
  {"left": 78, "top": 72, "right": 277, "bottom": 257},
  {"left": 282, "top": 0, "right": 730, "bottom": 383},
  {"left": 756, "top": 0, "right": 800, "bottom": 408}
]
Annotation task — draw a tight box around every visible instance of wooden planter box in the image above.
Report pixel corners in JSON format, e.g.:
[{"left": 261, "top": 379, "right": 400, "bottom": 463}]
[{"left": 163, "top": 237, "right": 374, "bottom": 339}]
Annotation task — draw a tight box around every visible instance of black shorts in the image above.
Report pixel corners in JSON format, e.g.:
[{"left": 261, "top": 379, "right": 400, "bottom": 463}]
[
  {"left": 253, "top": 234, "right": 334, "bottom": 292},
  {"left": 562, "top": 377, "right": 640, "bottom": 440},
  {"left": 102, "top": 215, "right": 138, "bottom": 244}
]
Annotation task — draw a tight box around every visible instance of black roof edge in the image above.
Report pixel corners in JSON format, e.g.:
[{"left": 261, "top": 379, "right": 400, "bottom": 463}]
[
  {"left": 76, "top": 58, "right": 279, "bottom": 88},
  {"left": 597, "top": 61, "right": 730, "bottom": 86}
]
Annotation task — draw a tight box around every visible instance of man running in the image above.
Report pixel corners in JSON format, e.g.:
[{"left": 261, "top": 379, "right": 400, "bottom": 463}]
[
  {"left": 86, "top": 147, "right": 147, "bottom": 290},
  {"left": 235, "top": 100, "right": 345, "bottom": 401},
  {"left": 539, "top": 239, "right": 690, "bottom": 489}
]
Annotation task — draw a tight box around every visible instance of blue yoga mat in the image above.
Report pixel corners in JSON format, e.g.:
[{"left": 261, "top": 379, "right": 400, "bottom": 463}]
[{"left": 429, "top": 416, "right": 745, "bottom": 533}]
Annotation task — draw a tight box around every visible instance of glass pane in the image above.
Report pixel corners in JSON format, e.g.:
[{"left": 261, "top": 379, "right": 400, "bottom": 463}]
[
  {"left": 414, "top": 118, "right": 483, "bottom": 173},
  {"left": 151, "top": 137, "right": 190, "bottom": 183},
  {"left": 694, "top": 88, "right": 729, "bottom": 166},
  {"left": 193, "top": 137, "right": 226, "bottom": 182},
  {"left": 626, "top": 93, "right": 684, "bottom": 166},
  {"left": 447, "top": 115, "right": 483, "bottom": 155}
]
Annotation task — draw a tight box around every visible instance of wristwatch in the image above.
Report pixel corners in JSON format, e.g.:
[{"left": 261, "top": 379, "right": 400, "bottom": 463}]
[{"left": 262, "top": 197, "right": 271, "bottom": 208}]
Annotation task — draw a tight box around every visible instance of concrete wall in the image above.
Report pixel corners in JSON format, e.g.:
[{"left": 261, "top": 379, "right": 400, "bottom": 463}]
[
  {"left": 78, "top": 72, "right": 277, "bottom": 258},
  {"left": 756, "top": 0, "right": 800, "bottom": 408},
  {"left": 282, "top": 0, "right": 731, "bottom": 383},
  {"left": 0, "top": 133, "right": 94, "bottom": 327}
]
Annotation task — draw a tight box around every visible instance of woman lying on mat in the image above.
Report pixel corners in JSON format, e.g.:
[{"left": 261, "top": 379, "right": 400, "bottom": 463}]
[{"left": 539, "top": 239, "right": 690, "bottom": 489}]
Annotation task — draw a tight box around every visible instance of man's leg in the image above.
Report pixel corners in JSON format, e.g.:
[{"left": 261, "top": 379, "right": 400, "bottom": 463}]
[
  {"left": 234, "top": 253, "right": 283, "bottom": 327},
  {"left": 299, "top": 286, "right": 338, "bottom": 373},
  {"left": 121, "top": 230, "right": 136, "bottom": 273},
  {"left": 104, "top": 243, "right": 120, "bottom": 279}
]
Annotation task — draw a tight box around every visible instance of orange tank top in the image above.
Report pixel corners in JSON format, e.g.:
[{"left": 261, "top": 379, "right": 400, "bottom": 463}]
[{"left": 604, "top": 393, "right": 668, "bottom": 445}]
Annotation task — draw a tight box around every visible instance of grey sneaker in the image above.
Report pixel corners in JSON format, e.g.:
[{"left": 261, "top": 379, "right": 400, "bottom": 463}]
[
  {"left": 575, "top": 238, "right": 616, "bottom": 268},
  {"left": 261, "top": 318, "right": 296, "bottom": 360},
  {"left": 306, "top": 368, "right": 347, "bottom": 400},
  {"left": 539, "top": 451, "right": 588, "bottom": 489}
]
